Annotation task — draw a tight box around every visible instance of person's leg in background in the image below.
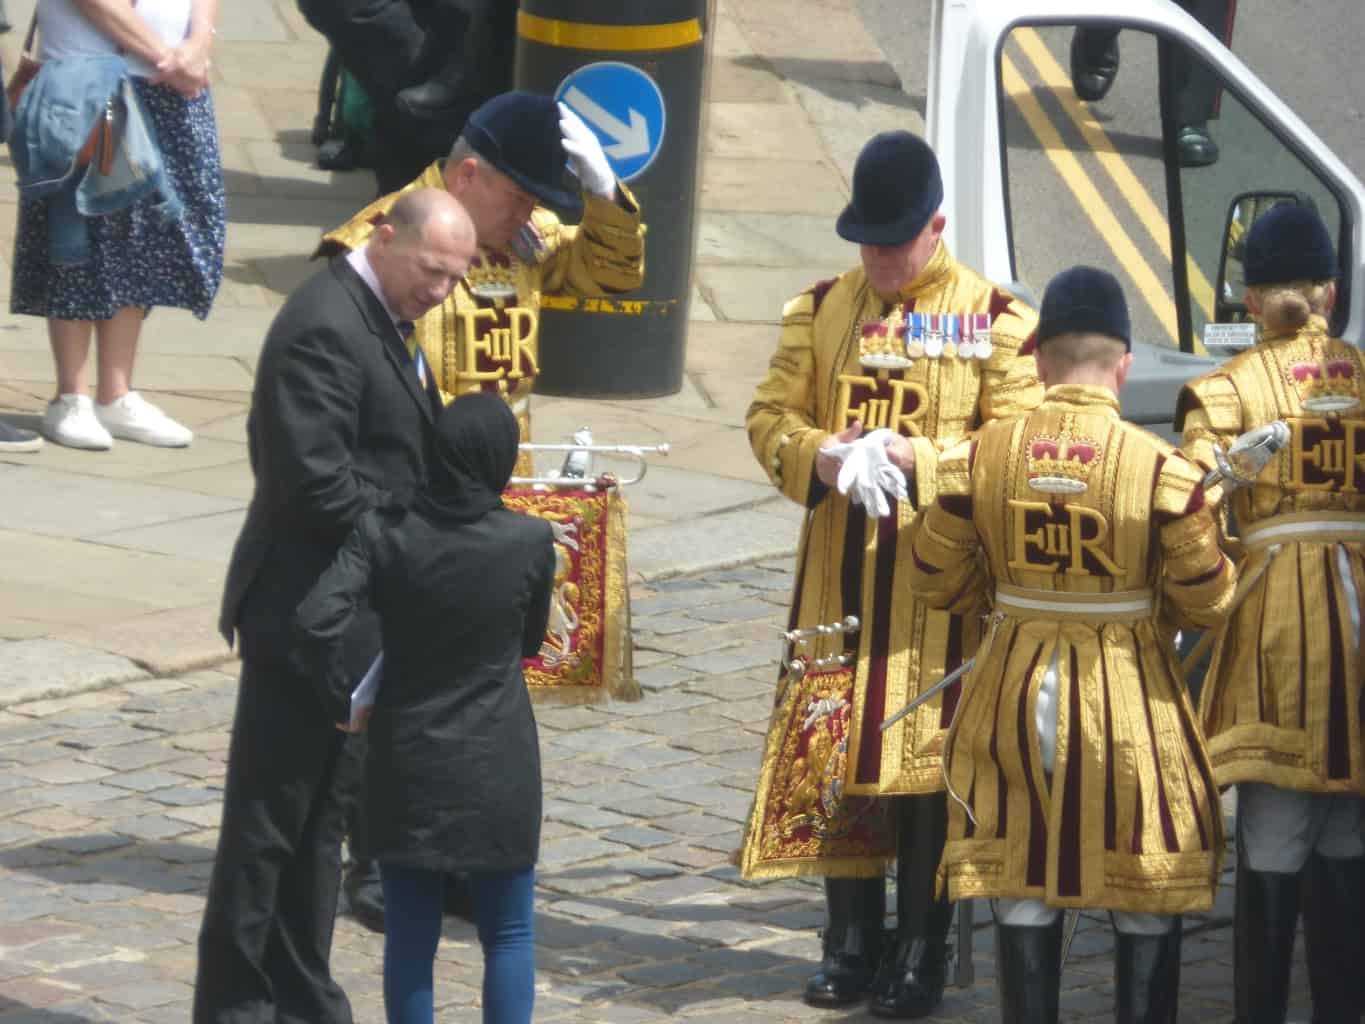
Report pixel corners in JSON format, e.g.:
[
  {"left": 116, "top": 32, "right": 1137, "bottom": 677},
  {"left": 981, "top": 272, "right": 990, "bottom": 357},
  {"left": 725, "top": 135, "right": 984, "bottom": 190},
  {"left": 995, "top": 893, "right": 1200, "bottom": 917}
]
[
  {"left": 378, "top": 863, "right": 446, "bottom": 1024},
  {"left": 44, "top": 317, "right": 110, "bottom": 449},
  {"left": 1299, "top": 795, "right": 1365, "bottom": 1022},
  {"left": 1069, "top": 24, "right": 1121, "bottom": 103},
  {"left": 42, "top": 310, "right": 192, "bottom": 449},
  {"left": 991, "top": 899, "right": 1064, "bottom": 1024},
  {"left": 341, "top": 732, "right": 387, "bottom": 934},
  {"left": 91, "top": 306, "right": 193, "bottom": 447},
  {"left": 296, "top": 0, "right": 426, "bottom": 106},
  {"left": 1110, "top": 912, "right": 1182, "bottom": 1024},
  {"left": 870, "top": 793, "right": 954, "bottom": 1018},
  {"left": 1170, "top": 0, "right": 1236, "bottom": 166},
  {"left": 194, "top": 661, "right": 357, "bottom": 1024},
  {"left": 467, "top": 866, "right": 536, "bottom": 1024},
  {"left": 803, "top": 876, "right": 885, "bottom": 1008},
  {"left": 1234, "top": 782, "right": 1319, "bottom": 1024}
]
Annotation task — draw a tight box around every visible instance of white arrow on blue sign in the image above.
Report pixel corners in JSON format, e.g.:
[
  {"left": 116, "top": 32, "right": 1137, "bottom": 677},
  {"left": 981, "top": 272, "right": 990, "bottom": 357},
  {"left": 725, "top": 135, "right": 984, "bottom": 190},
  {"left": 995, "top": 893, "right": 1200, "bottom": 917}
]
[{"left": 555, "top": 61, "right": 666, "bottom": 183}]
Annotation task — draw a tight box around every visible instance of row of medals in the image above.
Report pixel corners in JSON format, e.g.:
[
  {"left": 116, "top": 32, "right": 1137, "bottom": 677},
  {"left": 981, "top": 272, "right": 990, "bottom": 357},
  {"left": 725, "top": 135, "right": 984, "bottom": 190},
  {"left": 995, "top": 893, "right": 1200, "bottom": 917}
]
[{"left": 860, "top": 311, "right": 994, "bottom": 370}]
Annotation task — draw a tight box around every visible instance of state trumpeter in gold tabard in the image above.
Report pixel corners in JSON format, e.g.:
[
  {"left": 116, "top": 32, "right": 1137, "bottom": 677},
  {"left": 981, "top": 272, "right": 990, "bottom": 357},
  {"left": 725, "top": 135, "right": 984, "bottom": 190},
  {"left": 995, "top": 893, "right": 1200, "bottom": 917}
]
[
  {"left": 910, "top": 266, "right": 1234, "bottom": 1023},
  {"left": 740, "top": 131, "right": 1041, "bottom": 1018},
  {"left": 319, "top": 91, "right": 645, "bottom": 474},
  {"left": 1176, "top": 203, "right": 1365, "bottom": 1024}
]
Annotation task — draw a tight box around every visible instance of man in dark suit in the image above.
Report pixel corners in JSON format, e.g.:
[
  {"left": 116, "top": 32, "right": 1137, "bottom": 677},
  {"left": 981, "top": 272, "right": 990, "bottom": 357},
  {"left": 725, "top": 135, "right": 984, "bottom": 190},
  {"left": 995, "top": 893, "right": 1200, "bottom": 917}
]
[{"left": 193, "top": 188, "right": 478, "bottom": 1024}]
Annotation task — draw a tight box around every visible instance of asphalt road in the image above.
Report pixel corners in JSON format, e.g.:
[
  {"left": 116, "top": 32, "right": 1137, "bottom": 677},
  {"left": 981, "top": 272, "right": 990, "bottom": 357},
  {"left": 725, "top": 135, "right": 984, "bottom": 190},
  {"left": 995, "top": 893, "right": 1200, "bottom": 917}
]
[{"left": 855, "top": 0, "right": 1365, "bottom": 351}]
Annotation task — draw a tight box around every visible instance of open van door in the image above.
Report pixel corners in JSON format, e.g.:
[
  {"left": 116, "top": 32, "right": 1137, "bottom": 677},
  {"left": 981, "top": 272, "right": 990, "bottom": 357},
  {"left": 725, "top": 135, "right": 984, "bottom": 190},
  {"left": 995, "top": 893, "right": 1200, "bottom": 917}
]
[{"left": 926, "top": 0, "right": 1365, "bottom": 432}]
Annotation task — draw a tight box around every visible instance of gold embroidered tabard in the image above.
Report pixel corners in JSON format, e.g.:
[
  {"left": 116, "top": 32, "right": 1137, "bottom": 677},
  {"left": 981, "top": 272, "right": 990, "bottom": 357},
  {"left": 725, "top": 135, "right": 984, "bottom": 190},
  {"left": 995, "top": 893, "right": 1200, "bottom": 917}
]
[
  {"left": 740, "top": 243, "right": 1044, "bottom": 880},
  {"left": 1178, "top": 318, "right": 1365, "bottom": 795},
  {"left": 319, "top": 161, "right": 646, "bottom": 472},
  {"left": 907, "top": 385, "right": 1233, "bottom": 914}
]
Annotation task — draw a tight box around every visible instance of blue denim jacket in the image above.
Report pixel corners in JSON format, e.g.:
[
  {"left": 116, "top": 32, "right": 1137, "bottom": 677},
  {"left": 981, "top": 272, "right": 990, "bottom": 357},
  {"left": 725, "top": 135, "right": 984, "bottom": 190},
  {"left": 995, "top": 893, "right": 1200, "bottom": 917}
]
[{"left": 10, "top": 54, "right": 183, "bottom": 264}]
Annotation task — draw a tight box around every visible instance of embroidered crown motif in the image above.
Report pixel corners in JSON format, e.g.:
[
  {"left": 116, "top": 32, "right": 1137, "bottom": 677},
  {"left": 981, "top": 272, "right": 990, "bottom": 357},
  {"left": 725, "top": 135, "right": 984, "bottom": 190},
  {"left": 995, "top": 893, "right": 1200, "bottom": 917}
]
[
  {"left": 858, "top": 308, "right": 913, "bottom": 369},
  {"left": 1286, "top": 356, "right": 1361, "bottom": 414},
  {"left": 465, "top": 253, "right": 519, "bottom": 303},
  {"left": 1025, "top": 433, "right": 1101, "bottom": 496}
]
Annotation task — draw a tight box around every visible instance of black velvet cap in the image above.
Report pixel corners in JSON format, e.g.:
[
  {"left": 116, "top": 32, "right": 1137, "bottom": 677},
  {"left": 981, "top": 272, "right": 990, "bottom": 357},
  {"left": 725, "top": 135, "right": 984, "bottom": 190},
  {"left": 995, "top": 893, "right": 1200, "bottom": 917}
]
[
  {"left": 1036, "top": 265, "right": 1131, "bottom": 351},
  {"left": 1243, "top": 203, "right": 1337, "bottom": 285},
  {"left": 836, "top": 131, "right": 944, "bottom": 246},
  {"left": 461, "top": 90, "right": 582, "bottom": 212}
]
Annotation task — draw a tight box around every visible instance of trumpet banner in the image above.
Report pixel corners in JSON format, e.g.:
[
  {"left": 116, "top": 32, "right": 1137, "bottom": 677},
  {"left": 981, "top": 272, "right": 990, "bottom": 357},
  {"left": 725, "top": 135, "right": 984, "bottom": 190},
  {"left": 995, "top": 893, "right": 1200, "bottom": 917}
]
[
  {"left": 503, "top": 486, "right": 640, "bottom": 704},
  {"left": 740, "top": 667, "right": 894, "bottom": 879}
]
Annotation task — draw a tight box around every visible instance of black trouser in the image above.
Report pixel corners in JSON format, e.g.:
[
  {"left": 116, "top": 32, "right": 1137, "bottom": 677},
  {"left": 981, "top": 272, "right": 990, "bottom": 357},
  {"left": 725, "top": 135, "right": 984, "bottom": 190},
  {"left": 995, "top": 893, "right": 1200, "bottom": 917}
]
[
  {"left": 194, "top": 659, "right": 363, "bottom": 1024},
  {"left": 1075, "top": 0, "right": 1236, "bottom": 125}
]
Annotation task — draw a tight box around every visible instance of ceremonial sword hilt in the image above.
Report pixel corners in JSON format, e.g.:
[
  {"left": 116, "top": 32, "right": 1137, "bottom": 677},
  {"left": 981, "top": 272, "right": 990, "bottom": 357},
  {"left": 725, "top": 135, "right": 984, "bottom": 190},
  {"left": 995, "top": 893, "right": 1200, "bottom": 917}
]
[{"left": 1202, "top": 420, "right": 1289, "bottom": 491}]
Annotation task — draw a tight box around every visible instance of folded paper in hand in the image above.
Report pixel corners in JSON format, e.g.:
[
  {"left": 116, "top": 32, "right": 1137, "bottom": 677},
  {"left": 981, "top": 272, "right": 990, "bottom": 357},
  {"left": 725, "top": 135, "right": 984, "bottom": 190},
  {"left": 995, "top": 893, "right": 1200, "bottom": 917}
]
[
  {"left": 351, "top": 652, "right": 383, "bottom": 722},
  {"left": 825, "top": 428, "right": 908, "bottom": 519}
]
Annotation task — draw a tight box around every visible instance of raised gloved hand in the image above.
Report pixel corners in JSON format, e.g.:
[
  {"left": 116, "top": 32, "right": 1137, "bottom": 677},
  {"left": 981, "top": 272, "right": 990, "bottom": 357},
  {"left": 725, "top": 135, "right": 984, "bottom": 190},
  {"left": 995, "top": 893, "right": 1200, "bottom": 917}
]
[{"left": 558, "top": 102, "right": 617, "bottom": 200}]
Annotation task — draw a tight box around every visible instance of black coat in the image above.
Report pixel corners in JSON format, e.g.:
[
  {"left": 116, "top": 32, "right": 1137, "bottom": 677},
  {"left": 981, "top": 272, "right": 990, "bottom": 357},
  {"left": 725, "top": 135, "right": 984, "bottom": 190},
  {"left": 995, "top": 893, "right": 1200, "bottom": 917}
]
[
  {"left": 220, "top": 256, "right": 441, "bottom": 687},
  {"left": 294, "top": 504, "right": 555, "bottom": 872}
]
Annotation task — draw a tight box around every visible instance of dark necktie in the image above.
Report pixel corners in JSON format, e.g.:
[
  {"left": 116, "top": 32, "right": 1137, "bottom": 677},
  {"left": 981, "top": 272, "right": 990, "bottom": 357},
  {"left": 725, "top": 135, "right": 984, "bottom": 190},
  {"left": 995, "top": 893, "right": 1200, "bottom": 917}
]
[{"left": 396, "top": 320, "right": 428, "bottom": 388}]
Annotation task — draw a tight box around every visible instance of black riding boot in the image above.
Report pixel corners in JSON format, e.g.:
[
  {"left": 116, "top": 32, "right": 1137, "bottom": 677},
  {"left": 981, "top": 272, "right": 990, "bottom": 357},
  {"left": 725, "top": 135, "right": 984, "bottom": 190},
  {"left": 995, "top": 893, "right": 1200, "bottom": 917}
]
[
  {"left": 1234, "top": 859, "right": 1302, "bottom": 1024},
  {"left": 1301, "top": 853, "right": 1365, "bottom": 1023},
  {"left": 994, "top": 915, "right": 1064, "bottom": 1024},
  {"left": 870, "top": 794, "right": 954, "bottom": 1019},
  {"left": 1114, "top": 920, "right": 1182, "bottom": 1024},
  {"left": 804, "top": 876, "right": 885, "bottom": 1007}
]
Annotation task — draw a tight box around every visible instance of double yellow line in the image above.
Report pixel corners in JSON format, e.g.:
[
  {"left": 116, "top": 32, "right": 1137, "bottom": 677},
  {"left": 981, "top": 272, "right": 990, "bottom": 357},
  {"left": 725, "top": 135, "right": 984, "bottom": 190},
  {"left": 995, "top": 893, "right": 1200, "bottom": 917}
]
[{"left": 1003, "top": 29, "right": 1214, "bottom": 350}]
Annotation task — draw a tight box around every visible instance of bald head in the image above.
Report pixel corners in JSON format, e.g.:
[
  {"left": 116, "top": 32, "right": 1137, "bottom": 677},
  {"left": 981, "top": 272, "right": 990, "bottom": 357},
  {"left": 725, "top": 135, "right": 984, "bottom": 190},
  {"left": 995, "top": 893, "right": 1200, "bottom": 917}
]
[
  {"left": 1034, "top": 331, "right": 1133, "bottom": 394},
  {"left": 368, "top": 188, "right": 477, "bottom": 321}
]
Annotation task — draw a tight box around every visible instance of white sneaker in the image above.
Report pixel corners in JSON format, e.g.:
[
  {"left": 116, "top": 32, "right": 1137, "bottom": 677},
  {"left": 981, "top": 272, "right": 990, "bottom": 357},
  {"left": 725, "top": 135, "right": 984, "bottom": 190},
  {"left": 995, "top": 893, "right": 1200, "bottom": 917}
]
[
  {"left": 95, "top": 392, "right": 193, "bottom": 448},
  {"left": 42, "top": 394, "right": 113, "bottom": 450}
]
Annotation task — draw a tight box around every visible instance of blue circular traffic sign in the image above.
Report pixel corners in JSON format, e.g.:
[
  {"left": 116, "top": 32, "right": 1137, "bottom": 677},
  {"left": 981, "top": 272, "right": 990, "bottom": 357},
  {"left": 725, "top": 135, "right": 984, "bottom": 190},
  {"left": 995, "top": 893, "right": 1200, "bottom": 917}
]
[{"left": 555, "top": 62, "right": 667, "bottom": 183}]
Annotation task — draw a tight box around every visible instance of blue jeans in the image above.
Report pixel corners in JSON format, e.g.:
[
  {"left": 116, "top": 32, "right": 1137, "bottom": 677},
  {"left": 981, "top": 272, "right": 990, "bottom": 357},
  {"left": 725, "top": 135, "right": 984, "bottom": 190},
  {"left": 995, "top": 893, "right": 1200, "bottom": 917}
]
[{"left": 379, "top": 862, "right": 535, "bottom": 1024}]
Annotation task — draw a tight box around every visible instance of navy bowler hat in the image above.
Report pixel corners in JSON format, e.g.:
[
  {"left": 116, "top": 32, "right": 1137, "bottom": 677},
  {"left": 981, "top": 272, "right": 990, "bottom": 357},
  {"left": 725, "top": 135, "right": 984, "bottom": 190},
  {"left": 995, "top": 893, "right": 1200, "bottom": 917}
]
[
  {"left": 1036, "top": 266, "right": 1132, "bottom": 351},
  {"left": 836, "top": 131, "right": 944, "bottom": 246},
  {"left": 1243, "top": 203, "right": 1337, "bottom": 285},
  {"left": 461, "top": 91, "right": 582, "bottom": 213}
]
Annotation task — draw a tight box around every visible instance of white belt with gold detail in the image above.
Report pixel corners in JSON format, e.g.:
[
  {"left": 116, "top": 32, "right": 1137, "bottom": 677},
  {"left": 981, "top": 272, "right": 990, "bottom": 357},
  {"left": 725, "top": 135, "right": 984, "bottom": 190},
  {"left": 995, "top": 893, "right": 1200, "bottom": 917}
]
[
  {"left": 994, "top": 583, "right": 1154, "bottom": 619},
  {"left": 1240, "top": 511, "right": 1365, "bottom": 551}
]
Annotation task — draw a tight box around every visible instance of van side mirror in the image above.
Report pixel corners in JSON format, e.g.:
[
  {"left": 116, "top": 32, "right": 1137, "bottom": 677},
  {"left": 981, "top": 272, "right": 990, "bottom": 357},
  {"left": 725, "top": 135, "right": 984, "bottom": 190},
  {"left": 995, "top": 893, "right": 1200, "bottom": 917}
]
[{"left": 1216, "top": 191, "right": 1317, "bottom": 325}]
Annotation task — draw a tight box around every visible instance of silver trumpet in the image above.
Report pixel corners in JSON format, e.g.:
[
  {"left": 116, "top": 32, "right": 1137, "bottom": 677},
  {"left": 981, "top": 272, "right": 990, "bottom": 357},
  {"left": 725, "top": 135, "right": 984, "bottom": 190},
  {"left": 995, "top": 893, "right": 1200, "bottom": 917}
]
[
  {"left": 775, "top": 616, "right": 860, "bottom": 704},
  {"left": 783, "top": 651, "right": 855, "bottom": 679},
  {"left": 1203, "top": 420, "right": 1289, "bottom": 491},
  {"left": 509, "top": 435, "right": 671, "bottom": 489},
  {"left": 784, "top": 615, "right": 861, "bottom": 645}
]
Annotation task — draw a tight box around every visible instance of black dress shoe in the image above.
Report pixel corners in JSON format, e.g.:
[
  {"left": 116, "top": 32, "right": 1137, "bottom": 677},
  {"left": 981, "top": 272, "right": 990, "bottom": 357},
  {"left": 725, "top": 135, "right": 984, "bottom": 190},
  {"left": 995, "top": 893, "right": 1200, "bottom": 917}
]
[
  {"left": 1070, "top": 28, "right": 1120, "bottom": 103},
  {"left": 805, "top": 950, "right": 881, "bottom": 1008},
  {"left": 1177, "top": 123, "right": 1219, "bottom": 167},
  {"left": 344, "top": 860, "right": 385, "bottom": 934},
  {"left": 395, "top": 80, "right": 466, "bottom": 122},
  {"left": 804, "top": 877, "right": 886, "bottom": 1008},
  {"left": 868, "top": 933, "right": 950, "bottom": 1019}
]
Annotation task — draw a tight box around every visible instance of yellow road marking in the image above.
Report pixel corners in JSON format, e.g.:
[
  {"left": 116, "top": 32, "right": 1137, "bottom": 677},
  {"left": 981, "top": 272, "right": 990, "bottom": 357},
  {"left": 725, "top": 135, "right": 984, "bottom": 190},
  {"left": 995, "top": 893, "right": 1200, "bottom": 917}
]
[
  {"left": 1001, "top": 54, "right": 1180, "bottom": 345},
  {"left": 1015, "top": 28, "right": 1214, "bottom": 350}
]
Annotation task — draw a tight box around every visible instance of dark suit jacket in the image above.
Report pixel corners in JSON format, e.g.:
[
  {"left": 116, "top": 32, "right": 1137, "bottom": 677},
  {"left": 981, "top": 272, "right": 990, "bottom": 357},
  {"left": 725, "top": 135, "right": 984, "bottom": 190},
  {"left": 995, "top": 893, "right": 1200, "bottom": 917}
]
[
  {"left": 220, "top": 256, "right": 441, "bottom": 683},
  {"left": 293, "top": 504, "right": 555, "bottom": 870}
]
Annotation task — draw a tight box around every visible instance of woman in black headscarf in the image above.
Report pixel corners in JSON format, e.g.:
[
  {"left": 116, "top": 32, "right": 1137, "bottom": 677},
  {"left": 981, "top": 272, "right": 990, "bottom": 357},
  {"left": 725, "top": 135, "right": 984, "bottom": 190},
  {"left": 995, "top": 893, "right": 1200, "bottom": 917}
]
[{"left": 295, "top": 392, "right": 554, "bottom": 1024}]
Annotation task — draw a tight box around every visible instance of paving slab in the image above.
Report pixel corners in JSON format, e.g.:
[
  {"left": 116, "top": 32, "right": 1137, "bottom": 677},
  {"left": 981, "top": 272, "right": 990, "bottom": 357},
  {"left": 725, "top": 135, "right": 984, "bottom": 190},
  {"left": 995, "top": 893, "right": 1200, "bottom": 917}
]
[{"left": 0, "top": 641, "right": 148, "bottom": 708}]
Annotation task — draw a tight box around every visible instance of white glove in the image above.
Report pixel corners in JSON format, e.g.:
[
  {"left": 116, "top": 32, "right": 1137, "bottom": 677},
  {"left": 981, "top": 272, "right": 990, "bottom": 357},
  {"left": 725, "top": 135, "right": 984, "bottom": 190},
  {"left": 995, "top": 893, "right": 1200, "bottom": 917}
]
[
  {"left": 831, "top": 429, "right": 908, "bottom": 519},
  {"left": 558, "top": 102, "right": 617, "bottom": 200}
]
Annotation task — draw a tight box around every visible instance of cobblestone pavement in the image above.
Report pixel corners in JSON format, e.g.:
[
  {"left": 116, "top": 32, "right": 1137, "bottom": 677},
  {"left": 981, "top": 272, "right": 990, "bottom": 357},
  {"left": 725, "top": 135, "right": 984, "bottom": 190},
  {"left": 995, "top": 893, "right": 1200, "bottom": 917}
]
[{"left": 0, "top": 561, "right": 1311, "bottom": 1023}]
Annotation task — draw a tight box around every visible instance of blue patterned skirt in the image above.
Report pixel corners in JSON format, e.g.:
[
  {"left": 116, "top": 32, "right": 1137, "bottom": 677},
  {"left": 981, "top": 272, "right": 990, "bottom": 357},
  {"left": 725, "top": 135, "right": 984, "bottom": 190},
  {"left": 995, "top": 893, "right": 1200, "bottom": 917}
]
[{"left": 11, "top": 79, "right": 227, "bottom": 321}]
